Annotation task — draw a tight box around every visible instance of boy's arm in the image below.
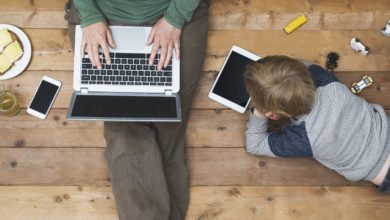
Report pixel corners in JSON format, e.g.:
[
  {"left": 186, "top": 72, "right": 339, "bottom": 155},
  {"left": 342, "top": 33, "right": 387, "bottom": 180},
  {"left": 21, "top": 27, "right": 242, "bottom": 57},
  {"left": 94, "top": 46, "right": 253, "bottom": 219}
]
[
  {"left": 164, "top": 0, "right": 202, "bottom": 29},
  {"left": 246, "top": 112, "right": 313, "bottom": 157},
  {"left": 73, "top": 0, "right": 106, "bottom": 28},
  {"left": 308, "top": 64, "right": 339, "bottom": 87},
  {"left": 246, "top": 112, "right": 276, "bottom": 157}
]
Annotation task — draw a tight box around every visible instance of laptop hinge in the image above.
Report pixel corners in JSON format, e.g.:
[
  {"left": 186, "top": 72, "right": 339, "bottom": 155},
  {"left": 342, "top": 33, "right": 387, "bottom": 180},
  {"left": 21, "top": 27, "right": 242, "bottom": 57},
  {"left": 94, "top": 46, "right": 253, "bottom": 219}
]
[
  {"left": 80, "top": 87, "right": 88, "bottom": 94},
  {"left": 164, "top": 90, "right": 173, "bottom": 96}
]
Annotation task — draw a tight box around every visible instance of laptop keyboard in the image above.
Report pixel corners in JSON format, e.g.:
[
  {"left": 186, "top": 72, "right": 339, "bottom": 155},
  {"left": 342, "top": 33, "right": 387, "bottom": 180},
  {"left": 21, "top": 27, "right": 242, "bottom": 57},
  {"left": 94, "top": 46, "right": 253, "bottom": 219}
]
[{"left": 80, "top": 53, "right": 173, "bottom": 86}]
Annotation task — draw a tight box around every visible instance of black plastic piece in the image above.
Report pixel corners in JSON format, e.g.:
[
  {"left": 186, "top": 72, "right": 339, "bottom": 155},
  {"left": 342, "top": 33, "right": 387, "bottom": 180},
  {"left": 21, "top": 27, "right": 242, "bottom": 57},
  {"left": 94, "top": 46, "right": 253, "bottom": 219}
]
[{"left": 326, "top": 52, "right": 340, "bottom": 71}]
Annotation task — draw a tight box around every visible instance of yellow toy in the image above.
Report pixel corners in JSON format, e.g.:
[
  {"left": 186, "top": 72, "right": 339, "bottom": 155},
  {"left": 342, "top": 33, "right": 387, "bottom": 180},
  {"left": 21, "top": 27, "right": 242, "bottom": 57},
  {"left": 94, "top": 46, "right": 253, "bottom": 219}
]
[{"left": 284, "top": 15, "right": 308, "bottom": 34}]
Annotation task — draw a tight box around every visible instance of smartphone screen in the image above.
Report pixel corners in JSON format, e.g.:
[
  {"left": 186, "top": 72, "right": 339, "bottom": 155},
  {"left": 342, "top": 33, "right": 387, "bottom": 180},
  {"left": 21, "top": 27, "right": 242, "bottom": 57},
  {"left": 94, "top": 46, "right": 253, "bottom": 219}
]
[
  {"left": 212, "top": 51, "right": 253, "bottom": 107},
  {"left": 29, "top": 80, "right": 60, "bottom": 114}
]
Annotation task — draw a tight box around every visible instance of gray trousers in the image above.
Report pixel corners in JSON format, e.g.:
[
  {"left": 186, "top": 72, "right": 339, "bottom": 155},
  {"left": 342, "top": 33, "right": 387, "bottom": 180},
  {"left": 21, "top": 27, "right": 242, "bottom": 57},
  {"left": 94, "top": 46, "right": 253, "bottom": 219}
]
[{"left": 65, "top": 1, "right": 209, "bottom": 219}]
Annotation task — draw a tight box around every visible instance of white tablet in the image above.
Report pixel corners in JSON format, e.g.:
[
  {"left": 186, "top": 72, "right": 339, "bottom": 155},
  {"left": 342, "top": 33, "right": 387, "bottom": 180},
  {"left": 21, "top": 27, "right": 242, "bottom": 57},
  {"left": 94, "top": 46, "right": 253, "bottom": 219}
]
[{"left": 208, "top": 45, "right": 261, "bottom": 113}]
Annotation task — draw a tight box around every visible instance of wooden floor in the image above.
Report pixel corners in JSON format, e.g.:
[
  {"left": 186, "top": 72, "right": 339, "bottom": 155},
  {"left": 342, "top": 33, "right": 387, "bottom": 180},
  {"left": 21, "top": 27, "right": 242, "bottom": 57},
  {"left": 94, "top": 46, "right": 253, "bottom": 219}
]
[{"left": 1, "top": 0, "right": 390, "bottom": 219}]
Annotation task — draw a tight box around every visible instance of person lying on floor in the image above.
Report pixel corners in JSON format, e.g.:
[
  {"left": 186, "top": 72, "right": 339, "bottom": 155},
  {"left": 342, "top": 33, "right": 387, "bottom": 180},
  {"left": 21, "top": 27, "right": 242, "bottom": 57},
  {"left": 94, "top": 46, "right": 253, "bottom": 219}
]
[{"left": 244, "top": 55, "right": 390, "bottom": 192}]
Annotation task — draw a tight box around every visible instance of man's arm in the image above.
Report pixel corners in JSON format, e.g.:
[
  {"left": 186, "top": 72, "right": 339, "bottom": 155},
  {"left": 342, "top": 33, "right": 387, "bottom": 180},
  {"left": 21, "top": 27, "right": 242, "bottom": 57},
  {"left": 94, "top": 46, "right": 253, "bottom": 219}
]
[
  {"left": 73, "top": 0, "right": 105, "bottom": 28},
  {"left": 147, "top": 0, "right": 202, "bottom": 70},
  {"left": 72, "top": 0, "right": 115, "bottom": 69},
  {"left": 164, "top": 0, "right": 202, "bottom": 29}
]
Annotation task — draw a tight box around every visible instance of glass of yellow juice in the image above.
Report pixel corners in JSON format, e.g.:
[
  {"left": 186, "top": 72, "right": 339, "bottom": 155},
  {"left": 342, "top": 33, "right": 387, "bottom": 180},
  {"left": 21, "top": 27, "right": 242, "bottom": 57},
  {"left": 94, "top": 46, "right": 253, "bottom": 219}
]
[{"left": 0, "top": 89, "right": 20, "bottom": 116}]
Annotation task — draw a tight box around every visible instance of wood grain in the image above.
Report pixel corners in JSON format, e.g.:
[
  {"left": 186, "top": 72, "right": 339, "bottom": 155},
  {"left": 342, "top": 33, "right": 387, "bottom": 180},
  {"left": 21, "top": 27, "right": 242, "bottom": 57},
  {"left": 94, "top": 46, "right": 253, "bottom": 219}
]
[
  {"left": 0, "top": 186, "right": 117, "bottom": 220},
  {"left": 205, "top": 30, "right": 390, "bottom": 72},
  {"left": 19, "top": 29, "right": 390, "bottom": 72},
  {"left": 1, "top": 1, "right": 389, "bottom": 219},
  {"left": 210, "top": 0, "right": 390, "bottom": 31},
  {"left": 0, "top": 109, "right": 247, "bottom": 148},
  {"left": 0, "top": 147, "right": 358, "bottom": 186},
  {"left": 1, "top": 109, "right": 389, "bottom": 148},
  {"left": 187, "top": 186, "right": 390, "bottom": 220},
  {"left": 2, "top": 71, "right": 390, "bottom": 110},
  {"left": 0, "top": 108, "right": 104, "bottom": 148},
  {"left": 1, "top": 186, "right": 388, "bottom": 220},
  {"left": 0, "top": 148, "right": 109, "bottom": 186},
  {"left": 2, "top": 0, "right": 390, "bottom": 31}
]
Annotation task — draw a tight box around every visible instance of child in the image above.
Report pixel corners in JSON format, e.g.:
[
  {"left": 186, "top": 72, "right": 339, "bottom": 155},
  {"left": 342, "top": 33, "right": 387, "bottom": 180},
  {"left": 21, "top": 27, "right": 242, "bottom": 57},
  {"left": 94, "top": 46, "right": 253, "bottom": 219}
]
[{"left": 244, "top": 55, "right": 390, "bottom": 191}]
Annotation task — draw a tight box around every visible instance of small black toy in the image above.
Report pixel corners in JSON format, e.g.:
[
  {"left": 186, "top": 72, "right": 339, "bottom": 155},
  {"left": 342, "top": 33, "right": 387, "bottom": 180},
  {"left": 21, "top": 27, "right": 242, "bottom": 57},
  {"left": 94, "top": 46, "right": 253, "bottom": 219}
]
[{"left": 326, "top": 52, "right": 339, "bottom": 71}]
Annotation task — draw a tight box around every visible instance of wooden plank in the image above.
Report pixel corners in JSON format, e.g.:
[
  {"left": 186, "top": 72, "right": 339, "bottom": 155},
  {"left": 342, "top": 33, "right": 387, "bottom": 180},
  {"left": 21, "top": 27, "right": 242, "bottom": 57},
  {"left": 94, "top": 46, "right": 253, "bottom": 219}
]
[
  {"left": 2, "top": 0, "right": 390, "bottom": 31},
  {"left": 0, "top": 147, "right": 358, "bottom": 186},
  {"left": 2, "top": 71, "right": 390, "bottom": 110},
  {"left": 1, "top": 185, "right": 388, "bottom": 220},
  {"left": 0, "top": 0, "right": 67, "bottom": 9},
  {"left": 210, "top": 0, "right": 390, "bottom": 31},
  {"left": 186, "top": 109, "right": 246, "bottom": 148},
  {"left": 0, "top": 186, "right": 117, "bottom": 220},
  {"left": 1, "top": 11, "right": 67, "bottom": 30},
  {"left": 26, "top": 29, "right": 74, "bottom": 71},
  {"left": 0, "top": 109, "right": 246, "bottom": 148},
  {"left": 0, "top": 109, "right": 104, "bottom": 148},
  {"left": 205, "top": 30, "right": 390, "bottom": 72},
  {"left": 188, "top": 148, "right": 358, "bottom": 186},
  {"left": 20, "top": 29, "right": 390, "bottom": 72},
  {"left": 0, "top": 148, "right": 110, "bottom": 186},
  {"left": 187, "top": 186, "right": 390, "bottom": 220},
  {"left": 211, "top": 0, "right": 390, "bottom": 13},
  {"left": 0, "top": 0, "right": 67, "bottom": 29},
  {"left": 1, "top": 109, "right": 389, "bottom": 148}
]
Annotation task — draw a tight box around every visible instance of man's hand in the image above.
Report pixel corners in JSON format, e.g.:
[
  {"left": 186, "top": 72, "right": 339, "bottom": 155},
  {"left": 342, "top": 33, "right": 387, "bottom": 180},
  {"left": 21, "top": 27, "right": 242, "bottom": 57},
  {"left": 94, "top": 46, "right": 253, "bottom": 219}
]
[
  {"left": 81, "top": 21, "right": 116, "bottom": 69},
  {"left": 146, "top": 17, "right": 181, "bottom": 70}
]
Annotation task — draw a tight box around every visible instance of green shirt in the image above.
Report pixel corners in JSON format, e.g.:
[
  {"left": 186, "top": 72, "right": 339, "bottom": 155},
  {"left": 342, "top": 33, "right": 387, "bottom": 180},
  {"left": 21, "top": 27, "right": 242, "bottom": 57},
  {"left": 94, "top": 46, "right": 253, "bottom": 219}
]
[{"left": 73, "top": 0, "right": 201, "bottom": 29}]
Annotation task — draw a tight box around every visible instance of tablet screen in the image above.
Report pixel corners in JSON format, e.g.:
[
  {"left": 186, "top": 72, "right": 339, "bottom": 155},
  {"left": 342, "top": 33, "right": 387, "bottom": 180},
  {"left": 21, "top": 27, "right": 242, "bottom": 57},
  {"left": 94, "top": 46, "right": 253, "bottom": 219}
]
[{"left": 212, "top": 51, "right": 253, "bottom": 107}]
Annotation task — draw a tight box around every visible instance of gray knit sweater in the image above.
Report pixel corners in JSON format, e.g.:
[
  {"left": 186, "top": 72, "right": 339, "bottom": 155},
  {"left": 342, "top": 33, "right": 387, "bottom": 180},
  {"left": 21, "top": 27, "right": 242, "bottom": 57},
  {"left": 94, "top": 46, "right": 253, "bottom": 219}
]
[{"left": 246, "top": 65, "right": 390, "bottom": 181}]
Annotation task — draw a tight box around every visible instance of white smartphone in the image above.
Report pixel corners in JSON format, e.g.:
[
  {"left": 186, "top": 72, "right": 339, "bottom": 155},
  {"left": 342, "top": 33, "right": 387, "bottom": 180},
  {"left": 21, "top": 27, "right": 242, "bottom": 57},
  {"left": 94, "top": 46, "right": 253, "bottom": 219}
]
[
  {"left": 208, "top": 45, "right": 261, "bottom": 113},
  {"left": 27, "top": 76, "right": 61, "bottom": 119}
]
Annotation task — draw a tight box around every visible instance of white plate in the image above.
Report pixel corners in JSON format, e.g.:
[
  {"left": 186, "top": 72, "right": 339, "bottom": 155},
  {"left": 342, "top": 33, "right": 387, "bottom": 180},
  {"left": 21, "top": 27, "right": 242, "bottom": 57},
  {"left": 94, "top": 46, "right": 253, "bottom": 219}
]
[{"left": 0, "top": 24, "right": 32, "bottom": 80}]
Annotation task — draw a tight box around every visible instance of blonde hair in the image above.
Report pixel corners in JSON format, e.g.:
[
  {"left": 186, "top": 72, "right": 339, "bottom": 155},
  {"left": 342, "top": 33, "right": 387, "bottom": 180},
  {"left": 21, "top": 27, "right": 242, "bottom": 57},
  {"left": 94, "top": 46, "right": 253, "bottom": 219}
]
[{"left": 244, "top": 55, "right": 315, "bottom": 118}]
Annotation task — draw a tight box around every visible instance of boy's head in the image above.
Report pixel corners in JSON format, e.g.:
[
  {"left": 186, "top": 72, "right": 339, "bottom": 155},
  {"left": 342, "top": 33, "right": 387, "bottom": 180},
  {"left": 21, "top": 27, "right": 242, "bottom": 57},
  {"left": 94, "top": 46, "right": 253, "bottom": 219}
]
[{"left": 244, "top": 55, "right": 315, "bottom": 119}]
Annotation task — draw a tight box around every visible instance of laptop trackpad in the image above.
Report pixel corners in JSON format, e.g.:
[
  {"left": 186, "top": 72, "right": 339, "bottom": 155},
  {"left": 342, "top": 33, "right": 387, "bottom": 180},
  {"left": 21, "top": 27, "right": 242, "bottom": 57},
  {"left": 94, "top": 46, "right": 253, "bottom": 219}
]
[
  {"left": 70, "top": 93, "right": 180, "bottom": 121},
  {"left": 111, "top": 27, "right": 145, "bottom": 51}
]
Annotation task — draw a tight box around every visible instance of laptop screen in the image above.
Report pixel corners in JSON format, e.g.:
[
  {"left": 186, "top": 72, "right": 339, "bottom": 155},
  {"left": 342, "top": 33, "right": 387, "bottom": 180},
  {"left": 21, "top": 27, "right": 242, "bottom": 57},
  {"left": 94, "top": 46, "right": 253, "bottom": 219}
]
[{"left": 71, "top": 95, "right": 177, "bottom": 118}]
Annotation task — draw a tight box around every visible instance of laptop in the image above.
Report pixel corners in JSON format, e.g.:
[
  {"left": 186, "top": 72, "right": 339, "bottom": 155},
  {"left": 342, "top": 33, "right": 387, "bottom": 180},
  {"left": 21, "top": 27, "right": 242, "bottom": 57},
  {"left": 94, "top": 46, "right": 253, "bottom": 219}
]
[{"left": 67, "top": 25, "right": 181, "bottom": 122}]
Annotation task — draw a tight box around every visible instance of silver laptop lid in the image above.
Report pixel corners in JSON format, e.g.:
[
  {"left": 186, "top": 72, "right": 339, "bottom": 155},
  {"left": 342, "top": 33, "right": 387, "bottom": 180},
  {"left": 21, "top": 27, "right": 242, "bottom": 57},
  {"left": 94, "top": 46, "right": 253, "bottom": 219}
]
[
  {"left": 73, "top": 25, "right": 180, "bottom": 94},
  {"left": 67, "top": 92, "right": 181, "bottom": 122}
]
